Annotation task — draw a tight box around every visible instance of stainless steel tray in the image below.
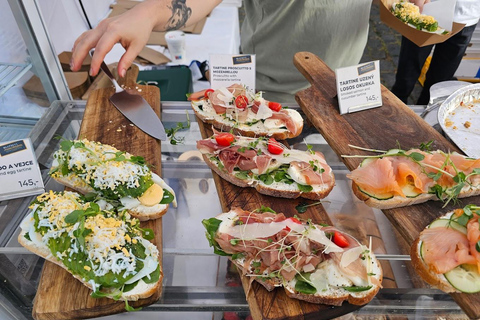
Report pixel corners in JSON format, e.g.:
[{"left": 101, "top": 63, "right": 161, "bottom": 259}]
[{"left": 438, "top": 83, "right": 480, "bottom": 157}]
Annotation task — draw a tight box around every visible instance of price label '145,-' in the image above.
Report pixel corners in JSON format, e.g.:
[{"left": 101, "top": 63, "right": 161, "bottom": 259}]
[{"left": 0, "top": 138, "right": 45, "bottom": 201}]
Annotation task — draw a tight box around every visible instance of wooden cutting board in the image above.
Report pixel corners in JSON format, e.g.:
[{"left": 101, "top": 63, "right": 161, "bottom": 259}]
[
  {"left": 32, "top": 82, "right": 164, "bottom": 319},
  {"left": 197, "top": 124, "right": 395, "bottom": 320},
  {"left": 293, "top": 51, "right": 480, "bottom": 319}
]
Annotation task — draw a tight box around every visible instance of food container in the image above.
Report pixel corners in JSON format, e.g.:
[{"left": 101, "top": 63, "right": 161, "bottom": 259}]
[
  {"left": 380, "top": 0, "right": 465, "bottom": 47},
  {"left": 438, "top": 83, "right": 480, "bottom": 158}
]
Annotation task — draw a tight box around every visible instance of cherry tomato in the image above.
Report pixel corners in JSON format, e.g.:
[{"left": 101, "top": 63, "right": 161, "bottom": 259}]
[
  {"left": 283, "top": 217, "right": 301, "bottom": 231},
  {"left": 288, "top": 217, "right": 301, "bottom": 224},
  {"left": 267, "top": 138, "right": 283, "bottom": 155},
  {"left": 235, "top": 95, "right": 249, "bottom": 109},
  {"left": 215, "top": 132, "right": 235, "bottom": 146},
  {"left": 204, "top": 88, "right": 214, "bottom": 99},
  {"left": 268, "top": 101, "right": 282, "bottom": 112},
  {"left": 333, "top": 231, "right": 349, "bottom": 248}
]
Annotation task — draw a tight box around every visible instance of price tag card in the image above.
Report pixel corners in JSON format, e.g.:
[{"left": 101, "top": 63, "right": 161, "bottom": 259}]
[
  {"left": 209, "top": 54, "right": 256, "bottom": 91},
  {"left": 0, "top": 138, "right": 45, "bottom": 201},
  {"left": 335, "top": 60, "right": 382, "bottom": 115}
]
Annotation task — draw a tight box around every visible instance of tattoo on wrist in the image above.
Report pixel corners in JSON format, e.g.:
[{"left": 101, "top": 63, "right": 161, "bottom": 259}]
[{"left": 165, "top": 0, "right": 192, "bottom": 31}]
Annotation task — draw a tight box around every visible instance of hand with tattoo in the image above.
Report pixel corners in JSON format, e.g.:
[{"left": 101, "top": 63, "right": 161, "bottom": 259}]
[{"left": 71, "top": 0, "right": 220, "bottom": 78}]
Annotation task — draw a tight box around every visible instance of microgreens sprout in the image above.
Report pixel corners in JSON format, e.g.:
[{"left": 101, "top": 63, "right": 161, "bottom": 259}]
[{"left": 165, "top": 111, "right": 190, "bottom": 145}]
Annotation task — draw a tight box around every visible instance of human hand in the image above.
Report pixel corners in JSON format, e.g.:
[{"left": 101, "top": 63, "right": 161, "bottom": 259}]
[
  {"left": 71, "top": 1, "right": 159, "bottom": 77},
  {"left": 410, "top": 0, "right": 431, "bottom": 12}
]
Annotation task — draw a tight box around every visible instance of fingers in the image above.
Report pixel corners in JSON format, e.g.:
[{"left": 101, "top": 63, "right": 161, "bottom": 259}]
[
  {"left": 88, "top": 32, "right": 120, "bottom": 77},
  {"left": 70, "top": 31, "right": 95, "bottom": 72},
  {"left": 118, "top": 42, "right": 144, "bottom": 78}
]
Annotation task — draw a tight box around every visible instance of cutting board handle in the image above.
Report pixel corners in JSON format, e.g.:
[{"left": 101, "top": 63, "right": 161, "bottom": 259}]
[{"left": 293, "top": 52, "right": 337, "bottom": 99}]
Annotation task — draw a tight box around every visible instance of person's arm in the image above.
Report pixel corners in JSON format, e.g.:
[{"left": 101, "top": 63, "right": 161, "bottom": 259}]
[{"left": 71, "top": 0, "right": 221, "bottom": 77}]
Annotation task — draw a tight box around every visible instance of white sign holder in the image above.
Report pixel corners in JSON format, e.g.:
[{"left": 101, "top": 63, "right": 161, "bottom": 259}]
[
  {"left": 335, "top": 61, "right": 382, "bottom": 115},
  {"left": 0, "top": 138, "right": 45, "bottom": 201},
  {"left": 209, "top": 54, "right": 256, "bottom": 91}
]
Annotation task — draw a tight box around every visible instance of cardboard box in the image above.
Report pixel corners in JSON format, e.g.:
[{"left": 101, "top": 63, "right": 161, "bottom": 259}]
[{"left": 380, "top": 0, "right": 465, "bottom": 47}]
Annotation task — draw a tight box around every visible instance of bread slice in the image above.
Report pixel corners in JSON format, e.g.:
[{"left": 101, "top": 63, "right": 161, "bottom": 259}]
[
  {"left": 18, "top": 192, "right": 162, "bottom": 302},
  {"left": 204, "top": 154, "right": 334, "bottom": 200},
  {"left": 49, "top": 139, "right": 176, "bottom": 220},
  {"left": 347, "top": 149, "right": 480, "bottom": 209},
  {"left": 352, "top": 181, "right": 480, "bottom": 210},
  {"left": 198, "top": 134, "right": 335, "bottom": 200},
  {"left": 410, "top": 210, "right": 471, "bottom": 293},
  {"left": 190, "top": 84, "right": 303, "bottom": 140},
  {"left": 205, "top": 208, "right": 383, "bottom": 307}
]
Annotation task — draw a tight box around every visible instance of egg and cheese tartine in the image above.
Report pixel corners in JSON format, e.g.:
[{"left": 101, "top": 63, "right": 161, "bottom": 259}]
[
  {"left": 391, "top": 1, "right": 442, "bottom": 33},
  {"left": 49, "top": 139, "right": 176, "bottom": 221},
  {"left": 18, "top": 191, "right": 162, "bottom": 307}
]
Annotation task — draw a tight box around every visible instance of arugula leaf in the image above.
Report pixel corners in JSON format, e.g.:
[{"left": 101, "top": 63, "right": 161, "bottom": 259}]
[
  {"left": 125, "top": 299, "right": 142, "bottom": 312},
  {"left": 343, "top": 285, "right": 372, "bottom": 292},
  {"left": 64, "top": 210, "right": 85, "bottom": 224},
  {"left": 202, "top": 218, "right": 229, "bottom": 256},
  {"left": 297, "top": 183, "right": 313, "bottom": 193},
  {"left": 159, "top": 189, "right": 175, "bottom": 204},
  {"left": 60, "top": 140, "right": 74, "bottom": 151},
  {"left": 143, "top": 265, "right": 161, "bottom": 284},
  {"left": 295, "top": 202, "right": 308, "bottom": 213},
  {"left": 294, "top": 279, "right": 316, "bottom": 294},
  {"left": 141, "top": 228, "right": 155, "bottom": 240},
  {"left": 256, "top": 205, "right": 276, "bottom": 213},
  {"left": 258, "top": 174, "right": 274, "bottom": 185}
]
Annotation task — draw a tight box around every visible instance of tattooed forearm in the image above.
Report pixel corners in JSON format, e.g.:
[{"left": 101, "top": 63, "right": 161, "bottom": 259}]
[{"left": 165, "top": 0, "right": 192, "bottom": 30}]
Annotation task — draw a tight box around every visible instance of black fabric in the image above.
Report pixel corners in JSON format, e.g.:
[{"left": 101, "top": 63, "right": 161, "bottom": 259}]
[{"left": 391, "top": 24, "right": 477, "bottom": 105}]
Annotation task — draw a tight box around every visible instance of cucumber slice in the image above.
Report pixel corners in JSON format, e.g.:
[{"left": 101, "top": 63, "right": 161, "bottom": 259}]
[
  {"left": 357, "top": 185, "right": 394, "bottom": 200},
  {"left": 360, "top": 157, "right": 376, "bottom": 167},
  {"left": 428, "top": 219, "right": 467, "bottom": 235},
  {"left": 402, "top": 183, "right": 422, "bottom": 198},
  {"left": 385, "top": 149, "right": 403, "bottom": 155},
  {"left": 444, "top": 264, "right": 480, "bottom": 293}
]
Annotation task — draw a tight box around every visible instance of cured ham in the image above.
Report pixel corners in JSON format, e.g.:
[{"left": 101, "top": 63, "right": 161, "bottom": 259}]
[
  {"left": 190, "top": 83, "right": 304, "bottom": 139},
  {"left": 203, "top": 207, "right": 383, "bottom": 307}
]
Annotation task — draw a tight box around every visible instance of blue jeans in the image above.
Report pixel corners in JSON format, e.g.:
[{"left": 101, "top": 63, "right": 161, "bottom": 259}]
[{"left": 391, "top": 24, "right": 477, "bottom": 105}]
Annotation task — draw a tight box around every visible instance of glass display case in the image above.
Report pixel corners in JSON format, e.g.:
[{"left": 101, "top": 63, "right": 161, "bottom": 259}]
[{"left": 0, "top": 100, "right": 470, "bottom": 320}]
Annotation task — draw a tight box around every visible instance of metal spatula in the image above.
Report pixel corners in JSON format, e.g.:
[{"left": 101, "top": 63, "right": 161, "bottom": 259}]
[{"left": 100, "top": 61, "right": 167, "bottom": 140}]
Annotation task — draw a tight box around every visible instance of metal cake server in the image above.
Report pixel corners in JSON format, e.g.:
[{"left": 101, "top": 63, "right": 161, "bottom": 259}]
[{"left": 100, "top": 61, "right": 166, "bottom": 140}]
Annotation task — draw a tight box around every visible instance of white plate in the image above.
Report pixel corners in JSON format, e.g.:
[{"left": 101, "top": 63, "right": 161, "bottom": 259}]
[{"left": 438, "top": 83, "right": 480, "bottom": 158}]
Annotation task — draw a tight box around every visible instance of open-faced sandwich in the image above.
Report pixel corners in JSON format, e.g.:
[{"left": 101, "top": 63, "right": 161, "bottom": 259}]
[
  {"left": 197, "top": 132, "right": 335, "bottom": 200},
  {"left": 391, "top": 1, "right": 445, "bottom": 33},
  {"left": 49, "top": 139, "right": 176, "bottom": 220},
  {"left": 18, "top": 191, "right": 162, "bottom": 309},
  {"left": 411, "top": 204, "right": 480, "bottom": 293},
  {"left": 188, "top": 84, "right": 303, "bottom": 140},
  {"left": 346, "top": 147, "right": 480, "bottom": 209},
  {"left": 203, "top": 207, "right": 383, "bottom": 306}
]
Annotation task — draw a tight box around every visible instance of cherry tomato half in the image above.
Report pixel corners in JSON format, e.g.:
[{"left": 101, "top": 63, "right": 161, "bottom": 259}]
[
  {"left": 333, "top": 231, "right": 349, "bottom": 248},
  {"left": 235, "top": 95, "right": 249, "bottom": 109},
  {"left": 268, "top": 101, "right": 282, "bottom": 112},
  {"left": 267, "top": 138, "right": 284, "bottom": 155},
  {"left": 215, "top": 132, "right": 235, "bottom": 147},
  {"left": 204, "top": 89, "right": 214, "bottom": 99}
]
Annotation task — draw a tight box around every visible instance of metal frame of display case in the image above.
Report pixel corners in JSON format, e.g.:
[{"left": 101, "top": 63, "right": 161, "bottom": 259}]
[{"left": 0, "top": 101, "right": 472, "bottom": 320}]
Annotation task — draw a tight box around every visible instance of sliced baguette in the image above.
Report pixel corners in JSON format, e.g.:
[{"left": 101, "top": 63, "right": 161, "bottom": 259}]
[
  {"left": 206, "top": 208, "right": 383, "bottom": 307},
  {"left": 49, "top": 139, "right": 176, "bottom": 221},
  {"left": 18, "top": 221, "right": 161, "bottom": 300},
  {"left": 410, "top": 210, "right": 474, "bottom": 293},
  {"left": 204, "top": 154, "right": 334, "bottom": 200},
  {"left": 192, "top": 101, "right": 303, "bottom": 140},
  {"left": 18, "top": 194, "right": 162, "bottom": 301},
  {"left": 352, "top": 182, "right": 480, "bottom": 210}
]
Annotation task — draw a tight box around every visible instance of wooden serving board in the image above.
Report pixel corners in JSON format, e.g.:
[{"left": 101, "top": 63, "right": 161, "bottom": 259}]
[
  {"left": 197, "top": 124, "right": 393, "bottom": 320},
  {"left": 32, "top": 82, "right": 164, "bottom": 319},
  {"left": 293, "top": 51, "right": 480, "bottom": 319}
]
